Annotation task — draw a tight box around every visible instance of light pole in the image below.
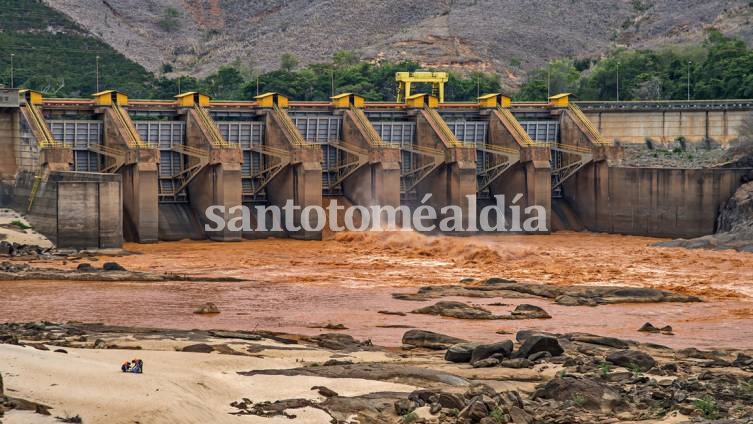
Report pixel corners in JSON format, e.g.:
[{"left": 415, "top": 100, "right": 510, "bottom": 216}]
[
  {"left": 10, "top": 53, "right": 14, "bottom": 88},
  {"left": 96, "top": 56, "right": 100, "bottom": 92},
  {"left": 616, "top": 62, "right": 620, "bottom": 101},
  {"left": 687, "top": 60, "right": 692, "bottom": 101}
]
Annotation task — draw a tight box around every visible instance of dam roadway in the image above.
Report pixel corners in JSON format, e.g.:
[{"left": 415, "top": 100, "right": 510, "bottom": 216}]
[{"left": 0, "top": 89, "right": 751, "bottom": 249}]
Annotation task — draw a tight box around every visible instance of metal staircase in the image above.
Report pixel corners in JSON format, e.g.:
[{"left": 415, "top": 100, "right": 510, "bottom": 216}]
[
  {"left": 349, "top": 106, "right": 385, "bottom": 147},
  {"left": 542, "top": 142, "right": 594, "bottom": 196},
  {"left": 326, "top": 141, "right": 370, "bottom": 189},
  {"left": 272, "top": 104, "right": 308, "bottom": 146},
  {"left": 476, "top": 144, "right": 520, "bottom": 193},
  {"left": 168, "top": 144, "right": 210, "bottom": 196},
  {"left": 568, "top": 104, "right": 608, "bottom": 145},
  {"left": 19, "top": 102, "right": 60, "bottom": 148},
  {"left": 88, "top": 144, "right": 126, "bottom": 173},
  {"left": 495, "top": 106, "right": 534, "bottom": 146},
  {"left": 423, "top": 107, "right": 462, "bottom": 147},
  {"left": 193, "top": 105, "right": 230, "bottom": 147},
  {"left": 111, "top": 104, "right": 147, "bottom": 148},
  {"left": 246, "top": 145, "right": 291, "bottom": 196},
  {"left": 400, "top": 144, "right": 444, "bottom": 195}
]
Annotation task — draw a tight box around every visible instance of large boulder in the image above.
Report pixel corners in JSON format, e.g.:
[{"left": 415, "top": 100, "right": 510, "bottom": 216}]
[
  {"left": 470, "top": 340, "right": 514, "bottom": 363},
  {"left": 606, "top": 350, "right": 657, "bottom": 371},
  {"left": 516, "top": 335, "right": 564, "bottom": 358},
  {"left": 412, "top": 301, "right": 498, "bottom": 319},
  {"left": 402, "top": 329, "right": 467, "bottom": 350},
  {"left": 510, "top": 304, "right": 551, "bottom": 319},
  {"left": 445, "top": 343, "right": 480, "bottom": 363},
  {"left": 533, "top": 376, "right": 624, "bottom": 412}
]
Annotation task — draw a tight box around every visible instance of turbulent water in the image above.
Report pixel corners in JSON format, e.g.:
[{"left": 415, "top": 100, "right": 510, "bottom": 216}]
[{"left": 3, "top": 232, "right": 753, "bottom": 349}]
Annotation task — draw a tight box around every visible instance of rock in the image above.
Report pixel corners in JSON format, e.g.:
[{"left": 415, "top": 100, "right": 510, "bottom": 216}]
[
  {"left": 402, "top": 330, "right": 467, "bottom": 350},
  {"left": 568, "top": 334, "right": 630, "bottom": 349},
  {"left": 470, "top": 340, "right": 514, "bottom": 363},
  {"left": 527, "top": 351, "right": 551, "bottom": 362},
  {"left": 733, "top": 353, "right": 753, "bottom": 367},
  {"left": 93, "top": 338, "right": 107, "bottom": 349},
  {"left": 459, "top": 398, "right": 488, "bottom": 421},
  {"left": 472, "top": 357, "right": 500, "bottom": 368},
  {"left": 516, "top": 335, "right": 564, "bottom": 358},
  {"left": 437, "top": 393, "right": 466, "bottom": 410},
  {"left": 76, "top": 263, "right": 95, "bottom": 271},
  {"left": 377, "top": 310, "right": 407, "bottom": 316},
  {"left": 445, "top": 343, "right": 480, "bottom": 363},
  {"left": 464, "top": 383, "right": 497, "bottom": 399},
  {"left": 193, "top": 302, "right": 221, "bottom": 314},
  {"left": 323, "top": 359, "right": 353, "bottom": 366},
  {"left": 182, "top": 343, "right": 215, "bottom": 353},
  {"left": 102, "top": 262, "right": 127, "bottom": 271},
  {"left": 53, "top": 349, "right": 68, "bottom": 354},
  {"left": 313, "top": 333, "right": 369, "bottom": 351},
  {"left": 660, "top": 325, "right": 674, "bottom": 335},
  {"left": 555, "top": 294, "right": 596, "bottom": 306},
  {"left": 322, "top": 323, "right": 347, "bottom": 330},
  {"left": 638, "top": 322, "right": 660, "bottom": 333},
  {"left": 394, "top": 399, "right": 414, "bottom": 415},
  {"left": 510, "top": 304, "right": 551, "bottom": 319},
  {"left": 509, "top": 405, "right": 533, "bottom": 424},
  {"left": 412, "top": 301, "right": 498, "bottom": 319},
  {"left": 606, "top": 350, "right": 656, "bottom": 371},
  {"left": 311, "top": 386, "right": 338, "bottom": 397},
  {"left": 499, "top": 358, "right": 533, "bottom": 369},
  {"left": 208, "top": 330, "right": 263, "bottom": 341},
  {"left": 533, "top": 376, "right": 624, "bottom": 412}
]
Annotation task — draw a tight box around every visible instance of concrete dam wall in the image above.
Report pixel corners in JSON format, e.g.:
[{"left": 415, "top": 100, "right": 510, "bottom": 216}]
[
  {"left": 564, "top": 166, "right": 752, "bottom": 238},
  {"left": 2, "top": 89, "right": 751, "bottom": 248}
]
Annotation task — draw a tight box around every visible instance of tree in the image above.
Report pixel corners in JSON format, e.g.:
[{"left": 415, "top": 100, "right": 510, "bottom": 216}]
[{"left": 280, "top": 53, "right": 298, "bottom": 72}]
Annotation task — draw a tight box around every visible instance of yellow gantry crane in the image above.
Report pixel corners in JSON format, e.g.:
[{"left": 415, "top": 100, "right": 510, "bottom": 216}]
[{"left": 396, "top": 71, "right": 449, "bottom": 103}]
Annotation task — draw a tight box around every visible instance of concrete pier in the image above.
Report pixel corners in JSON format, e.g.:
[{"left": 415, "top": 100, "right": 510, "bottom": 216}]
[
  {"left": 182, "top": 99, "right": 243, "bottom": 241},
  {"left": 339, "top": 104, "right": 401, "bottom": 209},
  {"left": 261, "top": 95, "right": 323, "bottom": 240},
  {"left": 411, "top": 95, "right": 477, "bottom": 230}
]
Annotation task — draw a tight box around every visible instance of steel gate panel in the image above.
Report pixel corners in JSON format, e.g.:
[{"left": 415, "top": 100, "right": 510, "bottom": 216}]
[
  {"left": 48, "top": 120, "right": 102, "bottom": 172},
  {"left": 446, "top": 121, "right": 487, "bottom": 145},
  {"left": 519, "top": 121, "right": 559, "bottom": 142}
]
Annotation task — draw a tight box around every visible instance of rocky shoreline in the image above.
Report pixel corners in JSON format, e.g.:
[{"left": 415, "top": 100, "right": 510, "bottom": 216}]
[{"left": 1, "top": 321, "right": 752, "bottom": 423}]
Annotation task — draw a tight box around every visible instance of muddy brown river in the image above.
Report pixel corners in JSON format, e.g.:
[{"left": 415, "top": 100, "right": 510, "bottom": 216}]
[{"left": 2, "top": 232, "right": 752, "bottom": 349}]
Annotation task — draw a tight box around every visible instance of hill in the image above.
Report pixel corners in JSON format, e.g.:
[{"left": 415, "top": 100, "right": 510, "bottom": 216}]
[{"left": 42, "top": 0, "right": 753, "bottom": 84}]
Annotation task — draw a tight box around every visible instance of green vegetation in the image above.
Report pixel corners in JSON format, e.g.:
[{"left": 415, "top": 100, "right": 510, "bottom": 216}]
[
  {"left": 402, "top": 411, "right": 418, "bottom": 423},
  {"left": 571, "top": 392, "right": 587, "bottom": 407},
  {"left": 0, "top": 0, "right": 157, "bottom": 97},
  {"left": 9, "top": 219, "right": 31, "bottom": 230},
  {"left": 489, "top": 407, "right": 507, "bottom": 423},
  {"left": 598, "top": 362, "right": 612, "bottom": 377},
  {"left": 693, "top": 395, "right": 719, "bottom": 419},
  {"left": 517, "top": 30, "right": 753, "bottom": 101}
]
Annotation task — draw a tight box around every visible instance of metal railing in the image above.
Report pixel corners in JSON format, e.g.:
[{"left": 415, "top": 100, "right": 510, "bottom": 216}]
[
  {"left": 496, "top": 106, "right": 534, "bottom": 146},
  {"left": 349, "top": 106, "right": 386, "bottom": 147},
  {"left": 193, "top": 105, "right": 230, "bottom": 147},
  {"left": 111, "top": 104, "right": 147, "bottom": 148},
  {"left": 423, "top": 107, "right": 462, "bottom": 147},
  {"left": 272, "top": 104, "right": 308, "bottom": 146},
  {"left": 568, "top": 104, "right": 608, "bottom": 145},
  {"left": 21, "top": 103, "right": 60, "bottom": 148}
]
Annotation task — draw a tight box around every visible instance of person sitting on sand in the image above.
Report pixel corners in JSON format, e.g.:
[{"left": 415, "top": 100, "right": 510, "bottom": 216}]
[
  {"left": 121, "top": 361, "right": 130, "bottom": 372},
  {"left": 130, "top": 359, "right": 143, "bottom": 373}
]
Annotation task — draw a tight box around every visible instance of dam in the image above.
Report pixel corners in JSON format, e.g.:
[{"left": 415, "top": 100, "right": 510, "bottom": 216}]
[{"left": 0, "top": 87, "right": 750, "bottom": 249}]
